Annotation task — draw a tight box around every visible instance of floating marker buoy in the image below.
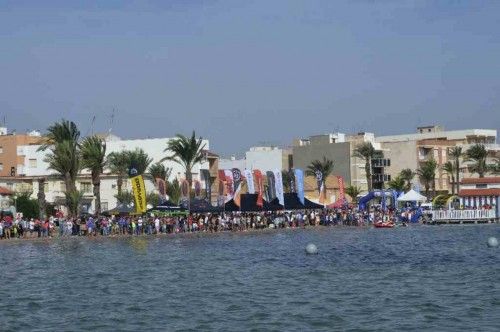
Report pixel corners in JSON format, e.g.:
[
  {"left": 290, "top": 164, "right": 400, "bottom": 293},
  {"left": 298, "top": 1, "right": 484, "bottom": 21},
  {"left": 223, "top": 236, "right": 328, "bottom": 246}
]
[
  {"left": 305, "top": 243, "right": 318, "bottom": 255},
  {"left": 487, "top": 237, "right": 499, "bottom": 248}
]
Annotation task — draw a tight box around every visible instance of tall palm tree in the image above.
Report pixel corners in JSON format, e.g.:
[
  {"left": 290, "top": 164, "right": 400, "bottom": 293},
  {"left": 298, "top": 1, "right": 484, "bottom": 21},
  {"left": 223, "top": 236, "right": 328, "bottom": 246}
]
[
  {"left": 39, "top": 120, "right": 81, "bottom": 214},
  {"left": 306, "top": 157, "right": 334, "bottom": 199},
  {"left": 442, "top": 161, "right": 456, "bottom": 195},
  {"left": 80, "top": 135, "right": 107, "bottom": 215},
  {"left": 107, "top": 151, "right": 129, "bottom": 194},
  {"left": 148, "top": 162, "right": 172, "bottom": 182},
  {"left": 163, "top": 131, "right": 206, "bottom": 186},
  {"left": 126, "top": 148, "right": 152, "bottom": 176},
  {"left": 466, "top": 144, "right": 488, "bottom": 178},
  {"left": 387, "top": 176, "right": 406, "bottom": 192},
  {"left": 345, "top": 185, "right": 361, "bottom": 204},
  {"left": 166, "top": 178, "right": 182, "bottom": 205},
  {"left": 417, "top": 159, "right": 438, "bottom": 199},
  {"left": 399, "top": 168, "right": 415, "bottom": 191},
  {"left": 353, "top": 142, "right": 376, "bottom": 192},
  {"left": 449, "top": 146, "right": 462, "bottom": 193},
  {"left": 115, "top": 190, "right": 133, "bottom": 205}
]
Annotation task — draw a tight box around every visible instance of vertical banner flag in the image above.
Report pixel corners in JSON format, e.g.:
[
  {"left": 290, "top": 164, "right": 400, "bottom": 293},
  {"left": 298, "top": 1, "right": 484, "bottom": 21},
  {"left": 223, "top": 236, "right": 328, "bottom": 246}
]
[
  {"left": 294, "top": 169, "right": 305, "bottom": 205},
  {"left": 223, "top": 170, "right": 234, "bottom": 201},
  {"left": 194, "top": 180, "right": 202, "bottom": 197},
  {"left": 244, "top": 169, "right": 255, "bottom": 194},
  {"left": 231, "top": 168, "right": 242, "bottom": 193},
  {"left": 233, "top": 182, "right": 242, "bottom": 207},
  {"left": 201, "top": 169, "right": 211, "bottom": 200},
  {"left": 315, "top": 170, "right": 326, "bottom": 205},
  {"left": 131, "top": 175, "right": 147, "bottom": 213},
  {"left": 155, "top": 178, "right": 167, "bottom": 201},
  {"left": 337, "top": 176, "right": 345, "bottom": 202},
  {"left": 266, "top": 171, "right": 276, "bottom": 200},
  {"left": 274, "top": 169, "right": 285, "bottom": 206},
  {"left": 181, "top": 179, "right": 190, "bottom": 198},
  {"left": 253, "top": 170, "right": 264, "bottom": 207}
]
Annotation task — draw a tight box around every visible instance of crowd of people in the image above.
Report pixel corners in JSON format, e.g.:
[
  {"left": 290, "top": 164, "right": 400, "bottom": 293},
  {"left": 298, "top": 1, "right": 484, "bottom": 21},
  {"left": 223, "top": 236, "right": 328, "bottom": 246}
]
[{"left": 0, "top": 207, "right": 409, "bottom": 240}]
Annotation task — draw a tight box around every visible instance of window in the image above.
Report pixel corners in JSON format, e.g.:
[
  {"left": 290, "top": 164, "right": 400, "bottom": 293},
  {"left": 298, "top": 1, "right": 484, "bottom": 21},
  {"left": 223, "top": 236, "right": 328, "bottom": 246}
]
[
  {"left": 81, "top": 182, "right": 92, "bottom": 193},
  {"left": 476, "top": 184, "right": 487, "bottom": 189},
  {"left": 44, "top": 182, "right": 49, "bottom": 193},
  {"left": 0, "top": 146, "right": 3, "bottom": 153},
  {"left": 29, "top": 159, "right": 37, "bottom": 168}
]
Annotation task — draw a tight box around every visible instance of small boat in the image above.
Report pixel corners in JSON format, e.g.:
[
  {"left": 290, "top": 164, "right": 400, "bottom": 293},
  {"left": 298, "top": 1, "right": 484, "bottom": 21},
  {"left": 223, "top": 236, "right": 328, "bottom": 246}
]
[{"left": 374, "top": 222, "right": 395, "bottom": 228}]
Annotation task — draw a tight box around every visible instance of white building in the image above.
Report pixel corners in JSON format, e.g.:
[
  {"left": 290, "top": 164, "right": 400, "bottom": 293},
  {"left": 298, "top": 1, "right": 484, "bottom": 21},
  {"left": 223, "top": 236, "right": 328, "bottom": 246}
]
[
  {"left": 245, "top": 146, "right": 292, "bottom": 171},
  {"left": 4, "top": 136, "right": 210, "bottom": 214}
]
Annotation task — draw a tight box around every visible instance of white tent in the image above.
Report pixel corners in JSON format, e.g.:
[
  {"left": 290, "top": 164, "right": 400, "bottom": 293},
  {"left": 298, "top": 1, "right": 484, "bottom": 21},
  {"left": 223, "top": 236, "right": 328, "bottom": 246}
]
[{"left": 397, "top": 189, "right": 427, "bottom": 202}]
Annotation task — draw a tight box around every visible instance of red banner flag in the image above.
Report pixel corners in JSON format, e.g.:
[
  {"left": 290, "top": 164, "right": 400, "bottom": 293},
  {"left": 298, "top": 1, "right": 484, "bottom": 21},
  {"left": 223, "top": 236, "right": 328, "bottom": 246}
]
[{"left": 253, "top": 169, "right": 264, "bottom": 208}]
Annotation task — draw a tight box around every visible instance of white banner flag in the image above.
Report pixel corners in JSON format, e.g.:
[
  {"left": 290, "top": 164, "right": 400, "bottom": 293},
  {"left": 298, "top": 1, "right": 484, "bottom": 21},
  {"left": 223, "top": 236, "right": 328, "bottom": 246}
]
[
  {"left": 244, "top": 169, "right": 255, "bottom": 194},
  {"left": 273, "top": 169, "right": 284, "bottom": 206}
]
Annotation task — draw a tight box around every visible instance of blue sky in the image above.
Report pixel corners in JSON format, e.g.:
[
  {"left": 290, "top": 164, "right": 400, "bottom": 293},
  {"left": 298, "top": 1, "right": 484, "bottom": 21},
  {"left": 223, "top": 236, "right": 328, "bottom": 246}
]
[{"left": 1, "top": 0, "right": 499, "bottom": 155}]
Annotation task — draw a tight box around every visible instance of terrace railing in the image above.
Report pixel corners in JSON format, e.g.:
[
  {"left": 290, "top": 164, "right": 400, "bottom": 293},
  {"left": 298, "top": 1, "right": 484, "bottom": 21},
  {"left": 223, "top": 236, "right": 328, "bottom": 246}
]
[{"left": 432, "top": 209, "right": 496, "bottom": 220}]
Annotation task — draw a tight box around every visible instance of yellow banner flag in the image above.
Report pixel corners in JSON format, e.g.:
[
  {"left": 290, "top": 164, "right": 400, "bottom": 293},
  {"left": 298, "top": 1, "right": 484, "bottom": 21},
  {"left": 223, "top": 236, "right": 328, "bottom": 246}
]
[{"left": 131, "top": 175, "right": 147, "bottom": 213}]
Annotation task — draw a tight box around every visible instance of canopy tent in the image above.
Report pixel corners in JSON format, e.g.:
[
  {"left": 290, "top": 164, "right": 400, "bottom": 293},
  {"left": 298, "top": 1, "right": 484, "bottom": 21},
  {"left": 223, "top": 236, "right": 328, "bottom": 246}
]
[
  {"left": 224, "top": 194, "right": 283, "bottom": 212},
  {"left": 182, "top": 198, "right": 221, "bottom": 213},
  {"left": 148, "top": 201, "right": 188, "bottom": 216},
  {"left": 102, "top": 203, "right": 136, "bottom": 216},
  {"left": 397, "top": 189, "right": 427, "bottom": 202},
  {"left": 282, "top": 193, "right": 324, "bottom": 210}
]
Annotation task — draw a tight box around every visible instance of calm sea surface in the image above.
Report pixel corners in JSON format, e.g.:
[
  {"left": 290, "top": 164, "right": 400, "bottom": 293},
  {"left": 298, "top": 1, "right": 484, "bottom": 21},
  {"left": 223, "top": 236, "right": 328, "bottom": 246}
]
[{"left": 1, "top": 225, "right": 499, "bottom": 331}]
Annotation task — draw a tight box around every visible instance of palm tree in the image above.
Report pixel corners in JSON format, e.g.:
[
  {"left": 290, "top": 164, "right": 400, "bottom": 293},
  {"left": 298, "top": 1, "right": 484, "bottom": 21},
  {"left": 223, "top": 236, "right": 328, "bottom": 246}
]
[
  {"left": 345, "top": 185, "right": 361, "bottom": 204},
  {"left": 80, "top": 135, "right": 107, "bottom": 215},
  {"left": 466, "top": 144, "right": 488, "bottom": 178},
  {"left": 353, "top": 142, "right": 376, "bottom": 192},
  {"left": 417, "top": 159, "right": 438, "bottom": 199},
  {"left": 449, "top": 146, "right": 462, "bottom": 193},
  {"left": 387, "top": 176, "right": 406, "bottom": 192},
  {"left": 115, "top": 190, "right": 134, "bottom": 205},
  {"left": 166, "top": 178, "right": 182, "bottom": 204},
  {"left": 306, "top": 157, "right": 334, "bottom": 198},
  {"left": 163, "top": 131, "right": 206, "bottom": 186},
  {"left": 39, "top": 120, "right": 81, "bottom": 215},
  {"left": 126, "top": 148, "right": 152, "bottom": 176},
  {"left": 107, "top": 151, "right": 129, "bottom": 194},
  {"left": 442, "top": 161, "right": 456, "bottom": 195},
  {"left": 148, "top": 162, "right": 172, "bottom": 182},
  {"left": 146, "top": 192, "right": 161, "bottom": 207},
  {"left": 65, "top": 190, "right": 83, "bottom": 217},
  {"left": 399, "top": 168, "right": 415, "bottom": 191}
]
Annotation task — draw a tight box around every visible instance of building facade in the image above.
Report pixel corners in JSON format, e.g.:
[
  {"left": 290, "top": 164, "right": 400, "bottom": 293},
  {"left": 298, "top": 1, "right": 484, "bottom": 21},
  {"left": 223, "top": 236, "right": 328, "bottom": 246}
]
[
  {"left": 0, "top": 127, "right": 41, "bottom": 177},
  {"left": 377, "top": 126, "right": 499, "bottom": 193}
]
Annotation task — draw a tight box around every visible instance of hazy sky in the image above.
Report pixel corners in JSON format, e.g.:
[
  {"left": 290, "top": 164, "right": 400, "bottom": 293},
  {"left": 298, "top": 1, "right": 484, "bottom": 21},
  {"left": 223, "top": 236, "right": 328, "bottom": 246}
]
[{"left": 1, "top": 0, "right": 499, "bottom": 156}]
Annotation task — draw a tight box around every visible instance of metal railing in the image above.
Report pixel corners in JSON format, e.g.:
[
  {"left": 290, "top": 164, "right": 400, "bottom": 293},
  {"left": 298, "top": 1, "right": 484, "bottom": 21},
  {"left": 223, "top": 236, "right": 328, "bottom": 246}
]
[{"left": 432, "top": 209, "right": 496, "bottom": 220}]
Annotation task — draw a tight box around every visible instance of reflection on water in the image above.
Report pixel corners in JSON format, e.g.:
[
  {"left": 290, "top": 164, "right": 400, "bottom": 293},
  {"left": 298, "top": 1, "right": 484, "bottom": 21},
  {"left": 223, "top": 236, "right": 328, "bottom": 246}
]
[{"left": 0, "top": 225, "right": 499, "bottom": 331}]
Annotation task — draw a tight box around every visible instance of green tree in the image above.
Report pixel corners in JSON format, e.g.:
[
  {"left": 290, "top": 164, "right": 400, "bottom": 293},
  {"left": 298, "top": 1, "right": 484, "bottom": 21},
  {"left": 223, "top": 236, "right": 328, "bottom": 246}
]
[
  {"left": 345, "top": 185, "right": 362, "bottom": 204},
  {"left": 126, "top": 148, "right": 152, "bottom": 175},
  {"left": 166, "top": 178, "right": 182, "bottom": 204},
  {"left": 466, "top": 144, "right": 488, "bottom": 178},
  {"left": 449, "top": 146, "right": 462, "bottom": 193},
  {"left": 14, "top": 192, "right": 39, "bottom": 219},
  {"left": 492, "top": 158, "right": 500, "bottom": 175},
  {"left": 65, "top": 190, "right": 83, "bottom": 217},
  {"left": 107, "top": 151, "right": 129, "bottom": 194},
  {"left": 442, "top": 161, "right": 456, "bottom": 195},
  {"left": 417, "top": 159, "right": 438, "bottom": 199},
  {"left": 148, "top": 162, "right": 172, "bottom": 182},
  {"left": 399, "top": 168, "right": 416, "bottom": 191},
  {"left": 306, "top": 157, "right": 334, "bottom": 198},
  {"left": 115, "top": 190, "right": 134, "bottom": 205},
  {"left": 353, "top": 142, "right": 376, "bottom": 192},
  {"left": 387, "top": 175, "right": 406, "bottom": 192},
  {"left": 163, "top": 131, "right": 206, "bottom": 186},
  {"left": 39, "top": 120, "right": 81, "bottom": 216},
  {"left": 80, "top": 135, "right": 107, "bottom": 215},
  {"left": 146, "top": 192, "right": 161, "bottom": 208}
]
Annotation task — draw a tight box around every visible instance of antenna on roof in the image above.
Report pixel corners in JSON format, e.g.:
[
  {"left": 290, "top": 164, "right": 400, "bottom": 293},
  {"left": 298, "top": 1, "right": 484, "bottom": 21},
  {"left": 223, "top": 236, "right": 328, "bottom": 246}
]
[
  {"left": 91, "top": 115, "right": 96, "bottom": 135},
  {"left": 108, "top": 108, "right": 115, "bottom": 134}
]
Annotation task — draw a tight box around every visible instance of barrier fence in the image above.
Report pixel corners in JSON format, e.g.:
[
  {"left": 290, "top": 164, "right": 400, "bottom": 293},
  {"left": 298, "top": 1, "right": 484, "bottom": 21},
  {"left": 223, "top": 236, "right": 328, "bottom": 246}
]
[{"left": 431, "top": 209, "right": 496, "bottom": 221}]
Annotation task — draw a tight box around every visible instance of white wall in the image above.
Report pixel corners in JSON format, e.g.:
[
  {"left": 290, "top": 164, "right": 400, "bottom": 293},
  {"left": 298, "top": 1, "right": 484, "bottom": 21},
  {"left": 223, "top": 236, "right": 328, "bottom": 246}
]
[{"left": 245, "top": 147, "right": 285, "bottom": 171}]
